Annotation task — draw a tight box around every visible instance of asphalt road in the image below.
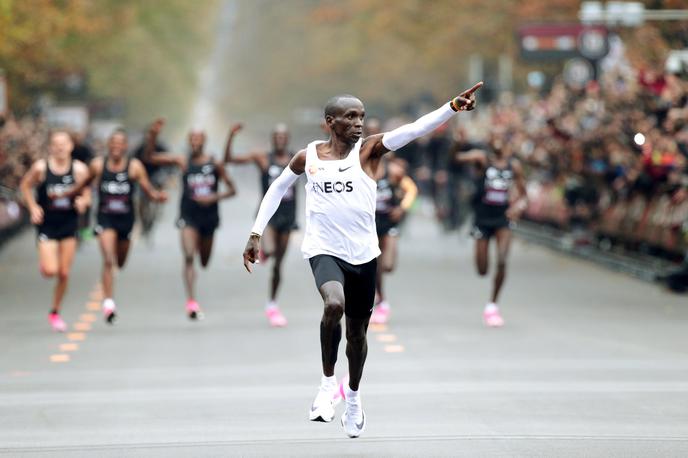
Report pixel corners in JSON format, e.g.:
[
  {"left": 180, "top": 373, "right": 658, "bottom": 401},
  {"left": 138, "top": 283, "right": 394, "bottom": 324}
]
[{"left": 1, "top": 169, "right": 687, "bottom": 457}]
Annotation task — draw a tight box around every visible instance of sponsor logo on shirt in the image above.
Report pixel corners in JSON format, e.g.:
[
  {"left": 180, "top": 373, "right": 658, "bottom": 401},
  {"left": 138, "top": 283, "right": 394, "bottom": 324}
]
[
  {"left": 101, "top": 181, "right": 131, "bottom": 195},
  {"left": 311, "top": 181, "right": 354, "bottom": 193}
]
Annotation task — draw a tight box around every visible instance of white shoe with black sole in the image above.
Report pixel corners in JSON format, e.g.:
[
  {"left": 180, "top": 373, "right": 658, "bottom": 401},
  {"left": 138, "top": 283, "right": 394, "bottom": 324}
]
[
  {"left": 341, "top": 399, "right": 366, "bottom": 438},
  {"left": 308, "top": 379, "right": 337, "bottom": 422}
]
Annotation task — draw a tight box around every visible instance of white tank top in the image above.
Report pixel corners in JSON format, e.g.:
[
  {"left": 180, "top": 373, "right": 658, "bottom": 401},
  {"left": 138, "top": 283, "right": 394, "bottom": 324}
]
[{"left": 301, "top": 139, "right": 381, "bottom": 265}]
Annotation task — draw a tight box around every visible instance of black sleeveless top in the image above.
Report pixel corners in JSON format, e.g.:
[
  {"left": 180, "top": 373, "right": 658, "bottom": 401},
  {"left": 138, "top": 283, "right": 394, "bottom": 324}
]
[
  {"left": 261, "top": 152, "right": 295, "bottom": 216},
  {"left": 98, "top": 158, "right": 134, "bottom": 217},
  {"left": 36, "top": 160, "right": 78, "bottom": 225},
  {"left": 473, "top": 156, "right": 513, "bottom": 225},
  {"left": 376, "top": 162, "right": 401, "bottom": 216},
  {"left": 180, "top": 159, "right": 219, "bottom": 220}
]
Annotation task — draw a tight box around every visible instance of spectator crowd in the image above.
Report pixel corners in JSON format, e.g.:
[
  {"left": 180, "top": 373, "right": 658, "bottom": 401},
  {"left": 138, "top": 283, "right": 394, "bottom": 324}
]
[
  {"left": 0, "top": 115, "right": 49, "bottom": 238},
  {"left": 403, "top": 60, "right": 688, "bottom": 263}
]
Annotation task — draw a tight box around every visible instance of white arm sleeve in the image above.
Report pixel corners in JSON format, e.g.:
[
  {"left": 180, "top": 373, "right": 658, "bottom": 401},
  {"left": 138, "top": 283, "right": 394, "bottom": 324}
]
[
  {"left": 382, "top": 103, "right": 456, "bottom": 151},
  {"left": 250, "top": 166, "right": 300, "bottom": 236}
]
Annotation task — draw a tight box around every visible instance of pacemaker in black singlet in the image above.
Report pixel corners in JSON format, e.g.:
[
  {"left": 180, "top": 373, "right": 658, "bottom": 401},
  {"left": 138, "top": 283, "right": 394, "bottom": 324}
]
[
  {"left": 261, "top": 152, "right": 297, "bottom": 233},
  {"left": 36, "top": 160, "right": 78, "bottom": 241},
  {"left": 178, "top": 159, "right": 219, "bottom": 237},
  {"left": 375, "top": 162, "right": 401, "bottom": 237},
  {"left": 472, "top": 156, "right": 513, "bottom": 239},
  {"left": 95, "top": 158, "right": 135, "bottom": 241}
]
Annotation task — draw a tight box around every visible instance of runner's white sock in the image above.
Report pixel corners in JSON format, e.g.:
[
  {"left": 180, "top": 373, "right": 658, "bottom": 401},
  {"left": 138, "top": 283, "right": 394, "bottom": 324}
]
[
  {"left": 265, "top": 300, "right": 278, "bottom": 310},
  {"left": 321, "top": 375, "right": 337, "bottom": 389},
  {"left": 484, "top": 302, "right": 498, "bottom": 313},
  {"left": 345, "top": 386, "right": 360, "bottom": 401},
  {"left": 103, "top": 298, "right": 115, "bottom": 311}
]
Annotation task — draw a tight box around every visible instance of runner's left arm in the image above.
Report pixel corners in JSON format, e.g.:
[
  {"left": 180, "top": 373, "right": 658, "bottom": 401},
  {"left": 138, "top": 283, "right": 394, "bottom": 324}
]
[
  {"left": 215, "top": 161, "right": 237, "bottom": 200},
  {"left": 364, "top": 82, "right": 483, "bottom": 159},
  {"left": 399, "top": 176, "right": 418, "bottom": 211},
  {"left": 506, "top": 159, "right": 528, "bottom": 221},
  {"left": 130, "top": 158, "right": 167, "bottom": 203},
  {"left": 243, "top": 150, "right": 305, "bottom": 272},
  {"left": 72, "top": 160, "right": 92, "bottom": 214}
]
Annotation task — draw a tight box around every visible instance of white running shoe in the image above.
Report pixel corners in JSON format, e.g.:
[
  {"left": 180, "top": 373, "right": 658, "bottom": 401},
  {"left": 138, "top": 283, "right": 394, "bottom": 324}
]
[
  {"left": 103, "top": 298, "right": 117, "bottom": 325},
  {"left": 341, "top": 392, "right": 366, "bottom": 438},
  {"left": 308, "top": 376, "right": 338, "bottom": 422}
]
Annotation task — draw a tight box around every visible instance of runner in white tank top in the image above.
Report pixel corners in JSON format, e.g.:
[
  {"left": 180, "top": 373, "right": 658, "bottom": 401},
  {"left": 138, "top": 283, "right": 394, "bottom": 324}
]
[
  {"left": 301, "top": 138, "right": 380, "bottom": 264},
  {"left": 243, "top": 82, "right": 483, "bottom": 438}
]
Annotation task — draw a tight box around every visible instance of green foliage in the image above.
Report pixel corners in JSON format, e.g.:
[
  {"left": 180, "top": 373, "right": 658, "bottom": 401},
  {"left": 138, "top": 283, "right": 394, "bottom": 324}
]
[{"left": 0, "top": 0, "right": 218, "bottom": 130}]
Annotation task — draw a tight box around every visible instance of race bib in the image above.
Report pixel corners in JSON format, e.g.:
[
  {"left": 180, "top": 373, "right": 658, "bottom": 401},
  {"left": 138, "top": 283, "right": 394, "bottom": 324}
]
[
  {"left": 193, "top": 185, "right": 212, "bottom": 198},
  {"left": 484, "top": 190, "right": 508, "bottom": 205},
  {"left": 106, "top": 199, "right": 128, "bottom": 213},
  {"left": 51, "top": 197, "right": 71, "bottom": 210}
]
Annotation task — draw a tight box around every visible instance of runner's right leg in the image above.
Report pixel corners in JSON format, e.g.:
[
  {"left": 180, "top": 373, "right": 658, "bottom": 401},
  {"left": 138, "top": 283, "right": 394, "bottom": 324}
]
[
  {"left": 116, "top": 239, "right": 132, "bottom": 269},
  {"left": 309, "top": 279, "right": 344, "bottom": 422},
  {"left": 198, "top": 234, "right": 214, "bottom": 268},
  {"left": 260, "top": 225, "right": 276, "bottom": 262},
  {"left": 266, "top": 230, "right": 289, "bottom": 327},
  {"left": 39, "top": 239, "right": 66, "bottom": 331},
  {"left": 98, "top": 229, "right": 118, "bottom": 323},
  {"left": 38, "top": 238, "right": 59, "bottom": 281},
  {"left": 56, "top": 237, "right": 77, "bottom": 312},
  {"left": 475, "top": 237, "right": 489, "bottom": 277},
  {"left": 270, "top": 231, "right": 290, "bottom": 300},
  {"left": 372, "top": 234, "right": 396, "bottom": 324},
  {"left": 319, "top": 281, "right": 344, "bottom": 377},
  {"left": 492, "top": 228, "right": 512, "bottom": 304},
  {"left": 46, "top": 237, "right": 77, "bottom": 331},
  {"left": 181, "top": 227, "right": 200, "bottom": 318}
]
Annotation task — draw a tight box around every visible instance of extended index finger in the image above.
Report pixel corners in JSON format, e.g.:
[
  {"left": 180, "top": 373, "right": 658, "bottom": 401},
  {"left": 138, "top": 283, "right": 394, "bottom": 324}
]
[{"left": 462, "top": 81, "right": 484, "bottom": 96}]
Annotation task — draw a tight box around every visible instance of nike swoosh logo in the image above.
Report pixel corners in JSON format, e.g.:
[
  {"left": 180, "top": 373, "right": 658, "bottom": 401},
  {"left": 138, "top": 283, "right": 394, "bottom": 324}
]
[
  {"left": 338, "top": 166, "right": 353, "bottom": 172},
  {"left": 356, "top": 412, "right": 365, "bottom": 430}
]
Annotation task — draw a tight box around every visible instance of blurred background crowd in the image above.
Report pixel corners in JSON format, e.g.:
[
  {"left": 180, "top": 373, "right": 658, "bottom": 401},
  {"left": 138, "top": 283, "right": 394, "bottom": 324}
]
[{"left": 0, "top": 0, "right": 686, "bottom": 290}]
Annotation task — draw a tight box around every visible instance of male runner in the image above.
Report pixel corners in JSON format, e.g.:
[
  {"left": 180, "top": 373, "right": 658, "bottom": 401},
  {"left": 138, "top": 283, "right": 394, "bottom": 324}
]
[
  {"left": 87, "top": 129, "right": 167, "bottom": 323},
  {"left": 371, "top": 157, "right": 417, "bottom": 324},
  {"left": 457, "top": 134, "right": 527, "bottom": 327},
  {"left": 224, "top": 123, "right": 296, "bottom": 327},
  {"left": 20, "top": 131, "right": 91, "bottom": 331},
  {"left": 145, "top": 119, "right": 236, "bottom": 319},
  {"left": 134, "top": 128, "right": 170, "bottom": 238},
  {"left": 243, "top": 82, "right": 482, "bottom": 438}
]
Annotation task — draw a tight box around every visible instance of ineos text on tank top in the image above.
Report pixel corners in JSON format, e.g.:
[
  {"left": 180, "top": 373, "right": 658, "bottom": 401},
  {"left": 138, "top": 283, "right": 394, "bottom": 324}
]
[
  {"left": 474, "top": 157, "right": 513, "bottom": 225},
  {"left": 180, "top": 160, "right": 219, "bottom": 217},
  {"left": 36, "top": 160, "right": 77, "bottom": 223},
  {"left": 99, "top": 158, "right": 134, "bottom": 215},
  {"left": 301, "top": 139, "right": 380, "bottom": 265}
]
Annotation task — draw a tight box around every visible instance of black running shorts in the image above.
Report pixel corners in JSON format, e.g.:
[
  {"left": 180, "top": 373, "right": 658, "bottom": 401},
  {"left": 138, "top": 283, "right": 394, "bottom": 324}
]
[
  {"left": 375, "top": 214, "right": 399, "bottom": 238},
  {"left": 177, "top": 214, "right": 219, "bottom": 238},
  {"left": 309, "top": 254, "right": 377, "bottom": 319},
  {"left": 471, "top": 219, "right": 512, "bottom": 240},
  {"left": 95, "top": 213, "right": 134, "bottom": 241},
  {"left": 37, "top": 217, "right": 78, "bottom": 242},
  {"left": 268, "top": 211, "right": 297, "bottom": 234}
]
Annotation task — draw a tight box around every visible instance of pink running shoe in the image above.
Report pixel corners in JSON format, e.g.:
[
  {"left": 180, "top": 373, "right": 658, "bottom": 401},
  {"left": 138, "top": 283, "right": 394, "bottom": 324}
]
[
  {"left": 186, "top": 300, "right": 204, "bottom": 320},
  {"left": 370, "top": 301, "right": 391, "bottom": 325},
  {"left": 265, "top": 305, "right": 287, "bottom": 327},
  {"left": 48, "top": 312, "right": 67, "bottom": 332},
  {"left": 483, "top": 303, "right": 504, "bottom": 327}
]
